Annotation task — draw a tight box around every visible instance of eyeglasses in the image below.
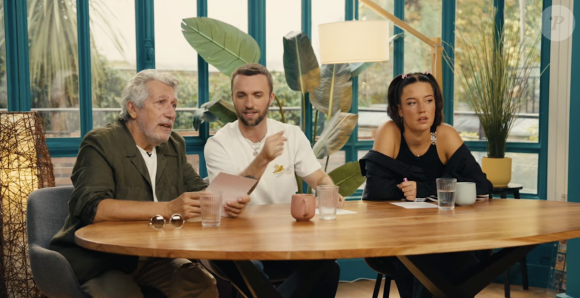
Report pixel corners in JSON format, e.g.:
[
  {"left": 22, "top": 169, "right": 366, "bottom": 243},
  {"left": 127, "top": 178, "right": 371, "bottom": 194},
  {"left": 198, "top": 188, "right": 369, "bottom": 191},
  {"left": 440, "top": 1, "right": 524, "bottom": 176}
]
[{"left": 149, "top": 214, "right": 185, "bottom": 230}]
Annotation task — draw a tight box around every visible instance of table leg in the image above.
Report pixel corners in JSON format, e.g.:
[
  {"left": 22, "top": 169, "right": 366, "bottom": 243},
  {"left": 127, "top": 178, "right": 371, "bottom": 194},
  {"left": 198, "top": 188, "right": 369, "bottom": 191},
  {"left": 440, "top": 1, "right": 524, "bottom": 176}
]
[
  {"left": 210, "top": 260, "right": 283, "bottom": 298},
  {"left": 514, "top": 191, "right": 520, "bottom": 199},
  {"left": 521, "top": 256, "right": 529, "bottom": 290},
  {"left": 398, "top": 245, "right": 537, "bottom": 298},
  {"left": 233, "top": 261, "right": 283, "bottom": 298}
]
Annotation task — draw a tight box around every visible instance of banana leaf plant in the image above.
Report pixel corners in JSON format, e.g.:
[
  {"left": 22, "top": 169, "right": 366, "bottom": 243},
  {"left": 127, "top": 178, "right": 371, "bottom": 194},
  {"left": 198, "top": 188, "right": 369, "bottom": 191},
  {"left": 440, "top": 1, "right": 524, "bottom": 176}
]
[
  {"left": 282, "top": 31, "right": 321, "bottom": 129},
  {"left": 192, "top": 99, "right": 237, "bottom": 131},
  {"left": 182, "top": 17, "right": 260, "bottom": 76}
]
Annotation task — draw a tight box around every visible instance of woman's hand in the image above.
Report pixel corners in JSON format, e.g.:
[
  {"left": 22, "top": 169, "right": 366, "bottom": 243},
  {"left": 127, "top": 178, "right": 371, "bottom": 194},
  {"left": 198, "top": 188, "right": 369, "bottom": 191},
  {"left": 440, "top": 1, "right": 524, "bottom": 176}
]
[{"left": 397, "top": 181, "right": 417, "bottom": 201}]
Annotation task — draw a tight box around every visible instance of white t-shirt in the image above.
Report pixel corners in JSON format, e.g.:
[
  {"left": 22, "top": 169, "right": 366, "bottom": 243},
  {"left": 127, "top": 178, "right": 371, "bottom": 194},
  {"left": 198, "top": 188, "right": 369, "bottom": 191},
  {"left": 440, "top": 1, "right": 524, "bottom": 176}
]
[
  {"left": 205, "top": 118, "right": 321, "bottom": 205},
  {"left": 136, "top": 145, "right": 158, "bottom": 202}
]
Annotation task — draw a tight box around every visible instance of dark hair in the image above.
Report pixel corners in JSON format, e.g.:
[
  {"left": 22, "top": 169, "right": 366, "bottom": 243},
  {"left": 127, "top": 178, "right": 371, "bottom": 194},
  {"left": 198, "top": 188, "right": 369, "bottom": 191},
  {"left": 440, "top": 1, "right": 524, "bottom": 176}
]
[
  {"left": 231, "top": 63, "right": 273, "bottom": 94},
  {"left": 386, "top": 72, "right": 444, "bottom": 132}
]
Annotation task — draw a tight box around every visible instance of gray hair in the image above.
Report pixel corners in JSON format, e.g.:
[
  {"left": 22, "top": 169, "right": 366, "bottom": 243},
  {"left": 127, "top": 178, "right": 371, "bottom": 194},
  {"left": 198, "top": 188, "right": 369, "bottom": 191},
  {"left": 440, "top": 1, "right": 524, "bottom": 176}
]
[{"left": 119, "top": 69, "right": 180, "bottom": 121}]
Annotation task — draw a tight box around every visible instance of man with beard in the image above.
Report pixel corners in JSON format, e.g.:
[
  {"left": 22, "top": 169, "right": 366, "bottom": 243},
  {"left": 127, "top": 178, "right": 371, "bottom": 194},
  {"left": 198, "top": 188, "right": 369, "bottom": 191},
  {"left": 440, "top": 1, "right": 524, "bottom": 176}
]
[
  {"left": 203, "top": 63, "right": 342, "bottom": 298},
  {"left": 50, "top": 69, "right": 247, "bottom": 298}
]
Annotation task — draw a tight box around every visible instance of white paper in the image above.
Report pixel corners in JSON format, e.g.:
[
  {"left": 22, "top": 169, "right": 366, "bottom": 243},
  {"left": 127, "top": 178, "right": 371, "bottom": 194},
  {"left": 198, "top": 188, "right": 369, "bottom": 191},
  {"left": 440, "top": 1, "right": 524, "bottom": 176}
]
[
  {"left": 315, "top": 208, "right": 357, "bottom": 215},
  {"left": 206, "top": 172, "right": 258, "bottom": 204},
  {"left": 390, "top": 202, "right": 438, "bottom": 209}
]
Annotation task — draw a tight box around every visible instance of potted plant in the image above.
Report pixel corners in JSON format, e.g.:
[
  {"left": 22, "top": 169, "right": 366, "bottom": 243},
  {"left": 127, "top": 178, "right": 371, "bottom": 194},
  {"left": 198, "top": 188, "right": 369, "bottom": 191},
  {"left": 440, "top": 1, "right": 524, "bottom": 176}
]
[{"left": 445, "top": 11, "right": 543, "bottom": 187}]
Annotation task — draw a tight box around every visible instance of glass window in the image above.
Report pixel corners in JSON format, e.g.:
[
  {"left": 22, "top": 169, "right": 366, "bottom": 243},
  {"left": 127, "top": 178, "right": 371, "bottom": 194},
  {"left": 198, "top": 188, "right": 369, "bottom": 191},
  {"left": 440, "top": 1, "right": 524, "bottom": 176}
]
[
  {"left": 0, "top": 10, "right": 6, "bottom": 111},
  {"left": 156, "top": 0, "right": 199, "bottom": 137},
  {"left": 404, "top": 0, "right": 442, "bottom": 72},
  {"left": 187, "top": 154, "right": 201, "bottom": 175},
  {"left": 505, "top": 0, "right": 542, "bottom": 141},
  {"left": 91, "top": 0, "right": 136, "bottom": 129},
  {"left": 52, "top": 157, "right": 76, "bottom": 186},
  {"left": 208, "top": 0, "right": 248, "bottom": 134},
  {"left": 454, "top": 0, "right": 542, "bottom": 143},
  {"left": 358, "top": 0, "right": 394, "bottom": 141},
  {"left": 311, "top": 0, "right": 345, "bottom": 62},
  {"left": 471, "top": 151, "right": 538, "bottom": 194},
  {"left": 267, "top": 1, "right": 301, "bottom": 127},
  {"left": 28, "top": 0, "right": 80, "bottom": 138}
]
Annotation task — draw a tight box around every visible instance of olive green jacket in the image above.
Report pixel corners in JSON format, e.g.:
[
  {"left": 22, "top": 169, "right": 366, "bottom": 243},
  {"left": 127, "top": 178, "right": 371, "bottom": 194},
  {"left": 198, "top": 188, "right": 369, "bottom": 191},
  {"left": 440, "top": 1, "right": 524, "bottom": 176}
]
[{"left": 50, "top": 120, "right": 207, "bottom": 284}]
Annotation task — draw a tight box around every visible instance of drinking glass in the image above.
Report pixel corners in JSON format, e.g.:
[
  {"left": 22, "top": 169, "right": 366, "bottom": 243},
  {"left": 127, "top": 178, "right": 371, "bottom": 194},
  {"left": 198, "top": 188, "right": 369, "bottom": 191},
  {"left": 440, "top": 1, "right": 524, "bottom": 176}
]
[
  {"left": 436, "top": 178, "right": 457, "bottom": 210},
  {"left": 317, "top": 185, "right": 339, "bottom": 220},
  {"left": 201, "top": 191, "right": 222, "bottom": 227}
]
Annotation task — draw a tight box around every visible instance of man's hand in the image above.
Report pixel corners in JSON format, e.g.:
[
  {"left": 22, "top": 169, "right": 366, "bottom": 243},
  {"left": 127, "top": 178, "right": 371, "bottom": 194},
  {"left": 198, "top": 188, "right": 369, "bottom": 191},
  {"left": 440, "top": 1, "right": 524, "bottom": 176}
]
[
  {"left": 259, "top": 131, "right": 287, "bottom": 161},
  {"left": 166, "top": 192, "right": 204, "bottom": 220},
  {"left": 224, "top": 195, "right": 251, "bottom": 217},
  {"left": 397, "top": 181, "right": 417, "bottom": 202},
  {"left": 338, "top": 194, "right": 345, "bottom": 208}
]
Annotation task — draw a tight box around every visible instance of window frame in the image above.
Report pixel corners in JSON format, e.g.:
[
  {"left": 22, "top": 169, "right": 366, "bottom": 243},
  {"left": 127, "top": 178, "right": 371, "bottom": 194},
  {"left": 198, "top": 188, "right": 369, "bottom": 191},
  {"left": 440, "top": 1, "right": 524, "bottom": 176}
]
[{"left": 3, "top": 0, "right": 549, "bottom": 199}]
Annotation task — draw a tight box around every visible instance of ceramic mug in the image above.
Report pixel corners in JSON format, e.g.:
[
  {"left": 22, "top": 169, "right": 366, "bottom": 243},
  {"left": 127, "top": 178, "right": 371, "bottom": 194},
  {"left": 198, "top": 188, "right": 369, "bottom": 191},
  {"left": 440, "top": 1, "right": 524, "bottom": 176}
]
[
  {"left": 455, "top": 182, "right": 476, "bottom": 206},
  {"left": 291, "top": 194, "right": 316, "bottom": 221}
]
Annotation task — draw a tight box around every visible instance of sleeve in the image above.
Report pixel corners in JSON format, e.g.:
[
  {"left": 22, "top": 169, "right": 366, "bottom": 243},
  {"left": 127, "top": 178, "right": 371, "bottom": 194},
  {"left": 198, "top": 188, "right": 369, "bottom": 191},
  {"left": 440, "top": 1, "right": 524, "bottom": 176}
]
[
  {"left": 204, "top": 137, "right": 238, "bottom": 182},
  {"left": 69, "top": 133, "right": 115, "bottom": 225},
  {"left": 292, "top": 126, "right": 322, "bottom": 178},
  {"left": 444, "top": 145, "right": 493, "bottom": 196},
  {"left": 416, "top": 181, "right": 437, "bottom": 198},
  {"left": 360, "top": 158, "right": 404, "bottom": 201}
]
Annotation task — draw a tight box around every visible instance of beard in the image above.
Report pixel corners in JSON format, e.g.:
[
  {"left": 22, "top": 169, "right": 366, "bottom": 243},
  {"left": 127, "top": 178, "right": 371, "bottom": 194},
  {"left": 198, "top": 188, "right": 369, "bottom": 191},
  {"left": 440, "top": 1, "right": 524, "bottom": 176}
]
[
  {"left": 238, "top": 108, "right": 268, "bottom": 127},
  {"left": 136, "top": 117, "right": 171, "bottom": 146}
]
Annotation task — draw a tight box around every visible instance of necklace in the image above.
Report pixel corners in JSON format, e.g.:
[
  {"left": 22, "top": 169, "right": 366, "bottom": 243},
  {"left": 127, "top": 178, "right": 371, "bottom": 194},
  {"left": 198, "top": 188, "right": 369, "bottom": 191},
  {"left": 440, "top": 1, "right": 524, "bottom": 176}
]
[
  {"left": 244, "top": 137, "right": 263, "bottom": 156},
  {"left": 406, "top": 132, "right": 437, "bottom": 158}
]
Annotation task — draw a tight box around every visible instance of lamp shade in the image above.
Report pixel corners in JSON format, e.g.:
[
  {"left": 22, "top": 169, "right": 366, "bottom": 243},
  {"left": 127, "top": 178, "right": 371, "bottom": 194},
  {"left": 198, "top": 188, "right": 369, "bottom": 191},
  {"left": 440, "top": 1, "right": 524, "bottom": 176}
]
[
  {"left": 0, "top": 112, "right": 54, "bottom": 297},
  {"left": 319, "top": 20, "right": 390, "bottom": 64}
]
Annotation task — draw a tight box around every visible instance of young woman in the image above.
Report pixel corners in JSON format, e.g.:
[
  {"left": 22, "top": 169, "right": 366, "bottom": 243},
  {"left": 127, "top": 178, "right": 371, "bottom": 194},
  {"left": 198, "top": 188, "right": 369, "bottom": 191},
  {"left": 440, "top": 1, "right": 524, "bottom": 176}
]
[
  {"left": 360, "top": 72, "right": 492, "bottom": 201},
  {"left": 360, "top": 72, "right": 493, "bottom": 298}
]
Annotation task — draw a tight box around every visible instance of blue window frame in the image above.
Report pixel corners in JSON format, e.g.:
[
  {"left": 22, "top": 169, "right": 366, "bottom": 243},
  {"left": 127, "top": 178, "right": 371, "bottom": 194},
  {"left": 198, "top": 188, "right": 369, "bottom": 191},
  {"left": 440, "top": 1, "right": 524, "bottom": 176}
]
[{"left": 2, "top": 0, "right": 549, "bottom": 200}]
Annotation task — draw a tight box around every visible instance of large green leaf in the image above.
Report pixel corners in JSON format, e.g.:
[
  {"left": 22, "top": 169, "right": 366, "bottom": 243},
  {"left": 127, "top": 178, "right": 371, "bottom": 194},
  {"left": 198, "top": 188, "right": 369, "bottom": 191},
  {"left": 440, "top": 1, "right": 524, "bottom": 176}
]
[
  {"left": 182, "top": 17, "right": 260, "bottom": 76},
  {"left": 311, "top": 64, "right": 352, "bottom": 118},
  {"left": 283, "top": 31, "right": 320, "bottom": 93},
  {"left": 191, "top": 99, "right": 237, "bottom": 131},
  {"left": 192, "top": 109, "right": 218, "bottom": 131},
  {"left": 312, "top": 112, "right": 358, "bottom": 159},
  {"left": 328, "top": 162, "right": 367, "bottom": 197},
  {"left": 206, "top": 99, "right": 238, "bottom": 123}
]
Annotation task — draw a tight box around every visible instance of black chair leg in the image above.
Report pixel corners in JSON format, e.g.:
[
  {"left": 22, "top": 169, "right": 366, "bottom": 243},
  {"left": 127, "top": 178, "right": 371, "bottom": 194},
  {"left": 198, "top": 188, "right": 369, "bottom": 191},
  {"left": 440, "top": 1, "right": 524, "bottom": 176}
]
[
  {"left": 383, "top": 276, "right": 391, "bottom": 298},
  {"left": 504, "top": 271, "right": 510, "bottom": 298},
  {"left": 372, "top": 273, "right": 383, "bottom": 298},
  {"left": 520, "top": 256, "right": 529, "bottom": 290}
]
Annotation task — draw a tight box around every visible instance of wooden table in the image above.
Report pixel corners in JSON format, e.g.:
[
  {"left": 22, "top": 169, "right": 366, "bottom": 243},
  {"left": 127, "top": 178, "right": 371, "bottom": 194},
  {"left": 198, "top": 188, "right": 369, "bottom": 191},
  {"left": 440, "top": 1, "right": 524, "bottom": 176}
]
[{"left": 76, "top": 200, "right": 580, "bottom": 298}]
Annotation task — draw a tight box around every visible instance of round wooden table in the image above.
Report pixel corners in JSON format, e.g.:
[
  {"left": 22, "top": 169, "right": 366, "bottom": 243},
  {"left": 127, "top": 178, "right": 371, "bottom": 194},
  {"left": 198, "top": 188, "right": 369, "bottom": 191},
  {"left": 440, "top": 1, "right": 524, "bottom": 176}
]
[{"left": 76, "top": 200, "right": 580, "bottom": 298}]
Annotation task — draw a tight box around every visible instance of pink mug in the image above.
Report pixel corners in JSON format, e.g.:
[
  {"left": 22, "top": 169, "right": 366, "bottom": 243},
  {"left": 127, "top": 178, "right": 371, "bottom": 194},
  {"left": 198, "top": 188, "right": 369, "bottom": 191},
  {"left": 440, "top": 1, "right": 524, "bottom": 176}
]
[{"left": 291, "top": 194, "right": 315, "bottom": 221}]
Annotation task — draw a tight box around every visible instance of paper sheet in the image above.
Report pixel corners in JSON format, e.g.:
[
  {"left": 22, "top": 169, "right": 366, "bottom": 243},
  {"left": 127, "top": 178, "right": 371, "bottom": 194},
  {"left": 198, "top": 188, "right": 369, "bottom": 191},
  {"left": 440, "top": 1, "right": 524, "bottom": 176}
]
[
  {"left": 206, "top": 172, "right": 258, "bottom": 203},
  {"left": 390, "top": 202, "right": 438, "bottom": 209},
  {"left": 315, "top": 208, "right": 357, "bottom": 215}
]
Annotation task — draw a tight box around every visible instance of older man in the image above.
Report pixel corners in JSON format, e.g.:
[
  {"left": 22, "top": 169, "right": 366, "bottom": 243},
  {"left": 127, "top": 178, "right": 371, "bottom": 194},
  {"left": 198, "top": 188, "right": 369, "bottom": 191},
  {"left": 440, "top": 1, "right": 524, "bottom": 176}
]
[
  {"left": 50, "top": 69, "right": 247, "bottom": 298},
  {"left": 203, "top": 63, "right": 341, "bottom": 298}
]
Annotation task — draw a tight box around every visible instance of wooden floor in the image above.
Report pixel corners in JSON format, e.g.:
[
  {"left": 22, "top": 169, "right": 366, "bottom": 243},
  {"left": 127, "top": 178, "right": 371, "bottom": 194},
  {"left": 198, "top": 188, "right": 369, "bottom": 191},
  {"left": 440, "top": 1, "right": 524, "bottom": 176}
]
[{"left": 336, "top": 279, "right": 550, "bottom": 298}]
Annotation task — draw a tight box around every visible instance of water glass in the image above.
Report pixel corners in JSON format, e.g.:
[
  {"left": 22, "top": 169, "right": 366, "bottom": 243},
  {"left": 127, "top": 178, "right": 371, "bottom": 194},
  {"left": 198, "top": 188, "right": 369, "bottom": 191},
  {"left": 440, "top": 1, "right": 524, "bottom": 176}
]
[
  {"left": 201, "top": 192, "right": 222, "bottom": 227},
  {"left": 317, "top": 185, "right": 339, "bottom": 220},
  {"left": 436, "top": 178, "right": 457, "bottom": 210}
]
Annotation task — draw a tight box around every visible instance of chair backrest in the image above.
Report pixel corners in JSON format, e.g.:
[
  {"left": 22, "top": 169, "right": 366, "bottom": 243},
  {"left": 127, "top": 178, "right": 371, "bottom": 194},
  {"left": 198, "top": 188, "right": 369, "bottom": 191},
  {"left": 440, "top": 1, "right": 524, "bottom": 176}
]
[{"left": 27, "top": 185, "right": 74, "bottom": 249}]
